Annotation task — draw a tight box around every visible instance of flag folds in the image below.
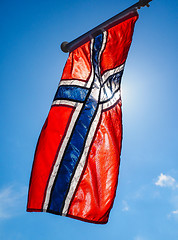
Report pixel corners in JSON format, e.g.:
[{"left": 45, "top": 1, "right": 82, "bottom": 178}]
[{"left": 27, "top": 11, "right": 138, "bottom": 224}]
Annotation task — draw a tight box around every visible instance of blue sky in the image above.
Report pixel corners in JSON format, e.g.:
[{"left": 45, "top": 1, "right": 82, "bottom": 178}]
[{"left": 0, "top": 0, "right": 178, "bottom": 239}]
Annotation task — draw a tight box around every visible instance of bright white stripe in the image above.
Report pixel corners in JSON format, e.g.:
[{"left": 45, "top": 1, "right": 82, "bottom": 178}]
[
  {"left": 100, "top": 63, "right": 124, "bottom": 110},
  {"left": 43, "top": 39, "right": 95, "bottom": 211},
  {"left": 102, "top": 64, "right": 124, "bottom": 83},
  {"left": 62, "top": 102, "right": 102, "bottom": 216},
  {"left": 59, "top": 80, "right": 88, "bottom": 88},
  {"left": 62, "top": 34, "right": 107, "bottom": 216},
  {"left": 44, "top": 32, "right": 108, "bottom": 213},
  {"left": 43, "top": 102, "right": 83, "bottom": 211},
  {"left": 52, "top": 99, "right": 76, "bottom": 107},
  {"left": 102, "top": 90, "right": 121, "bottom": 110},
  {"left": 100, "top": 81, "right": 120, "bottom": 102}
]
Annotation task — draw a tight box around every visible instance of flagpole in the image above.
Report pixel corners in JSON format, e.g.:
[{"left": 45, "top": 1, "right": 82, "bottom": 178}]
[{"left": 61, "top": 0, "right": 152, "bottom": 53}]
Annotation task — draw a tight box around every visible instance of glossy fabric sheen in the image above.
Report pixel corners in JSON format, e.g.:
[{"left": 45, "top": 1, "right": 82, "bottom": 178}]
[
  {"left": 100, "top": 12, "right": 138, "bottom": 75},
  {"left": 68, "top": 103, "right": 123, "bottom": 223},
  {"left": 100, "top": 70, "right": 123, "bottom": 103},
  {"left": 27, "top": 106, "right": 74, "bottom": 210},
  {"left": 48, "top": 34, "right": 103, "bottom": 214},
  {"left": 27, "top": 12, "right": 138, "bottom": 224},
  {"left": 54, "top": 86, "right": 88, "bottom": 102},
  {"left": 61, "top": 41, "right": 91, "bottom": 81}
]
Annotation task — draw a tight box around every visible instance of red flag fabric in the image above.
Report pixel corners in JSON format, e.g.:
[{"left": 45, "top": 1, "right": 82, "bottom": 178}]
[{"left": 27, "top": 11, "right": 138, "bottom": 224}]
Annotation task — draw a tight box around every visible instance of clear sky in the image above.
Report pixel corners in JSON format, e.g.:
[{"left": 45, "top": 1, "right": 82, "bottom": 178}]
[{"left": 0, "top": 0, "right": 178, "bottom": 239}]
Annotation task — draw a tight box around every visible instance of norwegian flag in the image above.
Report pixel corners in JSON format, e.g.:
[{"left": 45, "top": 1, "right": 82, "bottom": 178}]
[{"left": 27, "top": 11, "right": 138, "bottom": 224}]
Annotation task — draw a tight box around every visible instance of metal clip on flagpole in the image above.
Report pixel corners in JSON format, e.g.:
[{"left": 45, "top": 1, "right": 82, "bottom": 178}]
[{"left": 61, "top": 0, "right": 152, "bottom": 53}]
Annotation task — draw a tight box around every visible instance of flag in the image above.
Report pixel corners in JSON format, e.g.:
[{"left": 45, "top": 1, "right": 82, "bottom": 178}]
[{"left": 27, "top": 11, "right": 138, "bottom": 224}]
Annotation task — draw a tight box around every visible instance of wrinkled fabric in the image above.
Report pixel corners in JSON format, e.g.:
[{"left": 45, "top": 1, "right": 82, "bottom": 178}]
[{"left": 27, "top": 11, "right": 138, "bottom": 224}]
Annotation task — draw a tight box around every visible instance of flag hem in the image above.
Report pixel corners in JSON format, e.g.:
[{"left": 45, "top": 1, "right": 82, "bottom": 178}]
[{"left": 26, "top": 208, "right": 108, "bottom": 224}]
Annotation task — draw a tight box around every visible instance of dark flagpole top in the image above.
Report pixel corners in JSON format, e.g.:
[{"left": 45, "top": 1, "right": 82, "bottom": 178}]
[{"left": 61, "top": 0, "right": 153, "bottom": 53}]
